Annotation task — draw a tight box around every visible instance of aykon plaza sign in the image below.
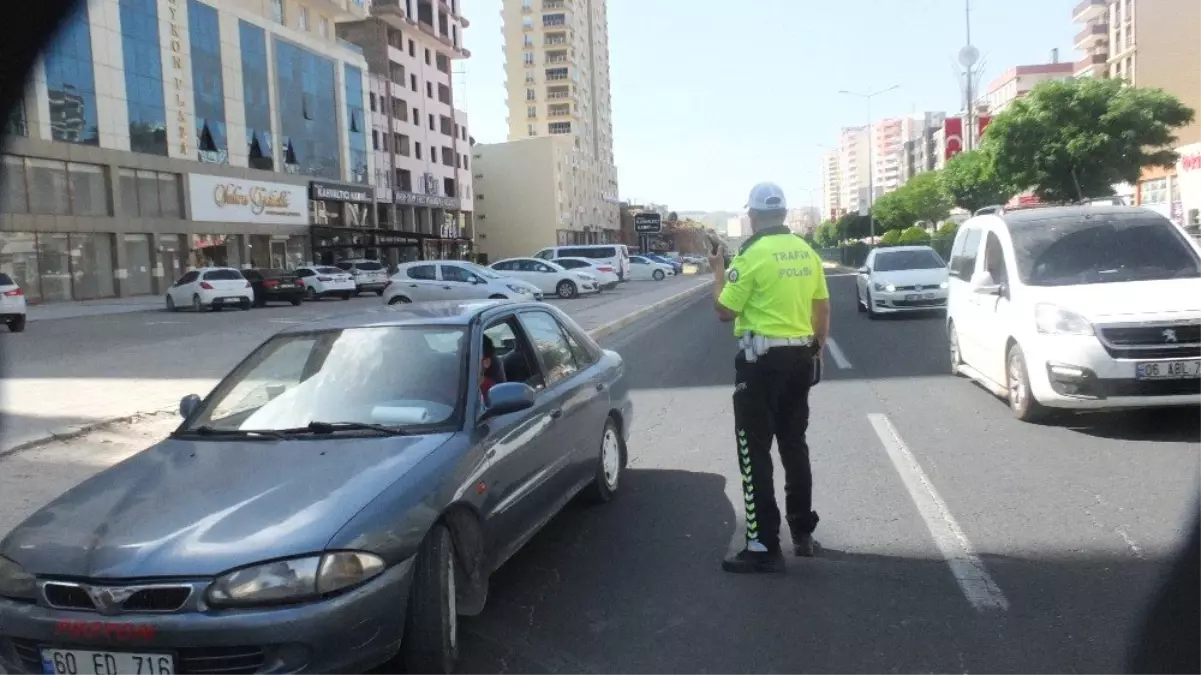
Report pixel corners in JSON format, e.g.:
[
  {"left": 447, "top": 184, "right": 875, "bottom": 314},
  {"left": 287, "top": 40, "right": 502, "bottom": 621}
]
[{"left": 187, "top": 174, "right": 309, "bottom": 225}]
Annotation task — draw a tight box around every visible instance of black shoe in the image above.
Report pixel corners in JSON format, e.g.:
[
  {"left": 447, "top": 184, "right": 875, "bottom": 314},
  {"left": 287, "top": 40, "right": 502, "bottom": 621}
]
[
  {"left": 792, "top": 534, "right": 816, "bottom": 557},
  {"left": 721, "top": 548, "right": 785, "bottom": 574}
]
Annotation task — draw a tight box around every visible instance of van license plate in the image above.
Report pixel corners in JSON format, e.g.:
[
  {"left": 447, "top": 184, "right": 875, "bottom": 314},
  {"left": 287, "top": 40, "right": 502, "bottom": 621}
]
[{"left": 1136, "top": 360, "right": 1201, "bottom": 380}]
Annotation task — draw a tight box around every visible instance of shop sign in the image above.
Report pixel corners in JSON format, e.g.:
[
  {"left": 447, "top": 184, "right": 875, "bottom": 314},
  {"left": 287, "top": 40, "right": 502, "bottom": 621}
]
[
  {"left": 188, "top": 174, "right": 308, "bottom": 225},
  {"left": 309, "top": 180, "right": 372, "bottom": 203},
  {"left": 311, "top": 200, "right": 371, "bottom": 227},
  {"left": 394, "top": 190, "right": 460, "bottom": 209}
]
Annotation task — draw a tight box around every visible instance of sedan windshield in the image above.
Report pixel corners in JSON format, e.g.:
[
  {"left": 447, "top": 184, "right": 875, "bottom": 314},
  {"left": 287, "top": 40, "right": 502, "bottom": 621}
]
[
  {"left": 874, "top": 249, "right": 945, "bottom": 271},
  {"left": 1010, "top": 213, "right": 1201, "bottom": 286},
  {"left": 181, "top": 326, "right": 466, "bottom": 433}
]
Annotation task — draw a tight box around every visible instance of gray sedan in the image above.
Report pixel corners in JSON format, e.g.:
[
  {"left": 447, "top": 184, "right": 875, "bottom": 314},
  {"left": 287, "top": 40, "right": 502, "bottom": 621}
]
[{"left": 0, "top": 300, "right": 632, "bottom": 674}]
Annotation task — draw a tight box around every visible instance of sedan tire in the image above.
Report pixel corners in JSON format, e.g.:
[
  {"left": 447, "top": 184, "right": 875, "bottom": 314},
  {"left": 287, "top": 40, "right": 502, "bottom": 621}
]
[
  {"left": 652, "top": 269, "right": 666, "bottom": 281},
  {"left": 192, "top": 294, "right": 204, "bottom": 313},
  {"left": 166, "top": 295, "right": 177, "bottom": 312},
  {"left": 306, "top": 287, "right": 320, "bottom": 301},
  {"left": 240, "top": 299, "right": 252, "bottom": 311},
  {"left": 856, "top": 288, "right": 866, "bottom": 313},
  {"left": 8, "top": 316, "right": 25, "bottom": 333},
  {"left": 583, "top": 416, "right": 624, "bottom": 504},
  {"left": 866, "top": 292, "right": 879, "bottom": 320},
  {"left": 290, "top": 297, "right": 303, "bottom": 306},
  {"left": 556, "top": 280, "right": 578, "bottom": 299},
  {"left": 388, "top": 295, "right": 412, "bottom": 305},
  {"left": 400, "top": 524, "right": 459, "bottom": 674}
]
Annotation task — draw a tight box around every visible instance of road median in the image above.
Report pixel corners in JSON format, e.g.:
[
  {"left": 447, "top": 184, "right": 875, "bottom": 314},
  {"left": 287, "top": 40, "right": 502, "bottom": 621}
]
[{"left": 0, "top": 277, "right": 713, "bottom": 457}]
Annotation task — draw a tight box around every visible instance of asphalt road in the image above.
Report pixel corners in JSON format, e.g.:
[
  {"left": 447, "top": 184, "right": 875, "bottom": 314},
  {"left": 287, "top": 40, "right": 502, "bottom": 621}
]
[{"left": 450, "top": 272, "right": 1200, "bottom": 674}]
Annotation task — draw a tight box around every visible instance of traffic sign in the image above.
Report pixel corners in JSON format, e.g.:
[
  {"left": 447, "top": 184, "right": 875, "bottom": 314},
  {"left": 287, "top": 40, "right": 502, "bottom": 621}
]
[{"left": 634, "top": 213, "right": 662, "bottom": 234}]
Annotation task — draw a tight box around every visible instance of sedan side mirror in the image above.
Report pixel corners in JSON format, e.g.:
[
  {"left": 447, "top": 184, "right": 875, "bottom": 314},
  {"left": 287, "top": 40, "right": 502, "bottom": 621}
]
[
  {"left": 857, "top": 266, "right": 869, "bottom": 275},
  {"left": 481, "top": 382, "right": 536, "bottom": 420},
  {"left": 179, "top": 394, "right": 202, "bottom": 419}
]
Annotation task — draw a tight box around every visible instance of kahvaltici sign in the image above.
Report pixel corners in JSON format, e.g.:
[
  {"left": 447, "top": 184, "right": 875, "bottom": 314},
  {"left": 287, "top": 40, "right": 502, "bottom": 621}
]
[{"left": 310, "top": 180, "right": 373, "bottom": 204}]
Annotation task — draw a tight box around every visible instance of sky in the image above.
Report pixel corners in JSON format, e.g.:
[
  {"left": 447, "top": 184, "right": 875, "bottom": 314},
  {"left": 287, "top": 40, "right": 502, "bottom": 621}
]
[{"left": 455, "top": 0, "right": 1078, "bottom": 212}]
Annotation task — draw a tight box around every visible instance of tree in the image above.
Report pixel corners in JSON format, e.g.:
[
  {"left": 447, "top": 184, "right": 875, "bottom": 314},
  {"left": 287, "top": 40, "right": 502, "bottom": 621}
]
[
  {"left": 936, "top": 221, "right": 959, "bottom": 239},
  {"left": 836, "top": 212, "right": 873, "bottom": 240},
  {"left": 983, "top": 77, "right": 1196, "bottom": 202},
  {"left": 878, "top": 229, "right": 902, "bottom": 246},
  {"left": 871, "top": 189, "right": 916, "bottom": 232},
  {"left": 903, "top": 171, "right": 954, "bottom": 225},
  {"left": 813, "top": 220, "right": 839, "bottom": 247},
  {"left": 898, "top": 225, "right": 932, "bottom": 245},
  {"left": 941, "top": 150, "right": 1013, "bottom": 213}
]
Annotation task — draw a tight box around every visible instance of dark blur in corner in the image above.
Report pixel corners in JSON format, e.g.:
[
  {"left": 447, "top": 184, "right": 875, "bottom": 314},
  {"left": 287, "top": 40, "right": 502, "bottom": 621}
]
[{"left": 0, "top": 2, "right": 1197, "bottom": 674}]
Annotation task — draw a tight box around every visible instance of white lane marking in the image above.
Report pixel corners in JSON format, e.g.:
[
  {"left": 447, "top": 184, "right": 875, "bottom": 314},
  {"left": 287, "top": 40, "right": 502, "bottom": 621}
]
[
  {"left": 825, "top": 338, "right": 853, "bottom": 369},
  {"left": 867, "top": 413, "right": 1009, "bottom": 612}
]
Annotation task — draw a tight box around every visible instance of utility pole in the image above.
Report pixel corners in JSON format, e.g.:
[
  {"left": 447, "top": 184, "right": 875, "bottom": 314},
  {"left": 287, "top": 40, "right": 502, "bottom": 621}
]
[
  {"left": 839, "top": 85, "right": 899, "bottom": 242},
  {"left": 963, "top": 0, "right": 975, "bottom": 152}
]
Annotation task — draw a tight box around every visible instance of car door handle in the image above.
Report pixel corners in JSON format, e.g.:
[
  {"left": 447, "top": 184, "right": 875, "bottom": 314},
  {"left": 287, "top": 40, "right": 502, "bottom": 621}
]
[{"left": 550, "top": 409, "right": 564, "bottom": 420}]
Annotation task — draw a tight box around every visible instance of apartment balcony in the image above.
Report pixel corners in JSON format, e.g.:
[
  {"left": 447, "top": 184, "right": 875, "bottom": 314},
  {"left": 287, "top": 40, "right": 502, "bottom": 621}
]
[
  {"left": 311, "top": 0, "right": 368, "bottom": 20},
  {"left": 548, "top": 105, "right": 571, "bottom": 118},
  {"left": 543, "top": 0, "right": 566, "bottom": 8},
  {"left": 1075, "top": 52, "right": 1108, "bottom": 77},
  {"left": 1072, "top": 0, "right": 1107, "bottom": 23},
  {"left": 1075, "top": 22, "right": 1109, "bottom": 49},
  {"left": 545, "top": 32, "right": 568, "bottom": 46},
  {"left": 546, "top": 86, "right": 571, "bottom": 100}
]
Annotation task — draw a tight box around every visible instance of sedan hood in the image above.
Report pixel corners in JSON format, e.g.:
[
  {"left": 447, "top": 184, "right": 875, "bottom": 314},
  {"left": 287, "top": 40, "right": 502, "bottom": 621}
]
[
  {"left": 1031, "top": 278, "right": 1201, "bottom": 322},
  {"left": 1, "top": 433, "right": 453, "bottom": 578},
  {"left": 872, "top": 268, "right": 949, "bottom": 287}
]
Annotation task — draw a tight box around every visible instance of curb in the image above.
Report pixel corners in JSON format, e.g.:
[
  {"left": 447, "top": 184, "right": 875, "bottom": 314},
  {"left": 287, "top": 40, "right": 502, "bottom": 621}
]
[
  {"left": 0, "top": 280, "right": 715, "bottom": 459},
  {"left": 587, "top": 279, "right": 713, "bottom": 341}
]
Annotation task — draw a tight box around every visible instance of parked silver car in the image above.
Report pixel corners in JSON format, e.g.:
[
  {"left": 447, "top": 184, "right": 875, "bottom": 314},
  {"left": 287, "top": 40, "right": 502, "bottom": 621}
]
[
  {"left": 383, "top": 261, "right": 543, "bottom": 305},
  {"left": 0, "top": 301, "right": 632, "bottom": 674}
]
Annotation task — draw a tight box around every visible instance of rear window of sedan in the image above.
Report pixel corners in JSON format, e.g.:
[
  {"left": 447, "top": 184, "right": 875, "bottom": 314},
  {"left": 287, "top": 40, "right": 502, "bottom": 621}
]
[
  {"left": 203, "top": 269, "right": 245, "bottom": 280},
  {"left": 354, "top": 262, "right": 384, "bottom": 271},
  {"left": 0, "top": 273, "right": 14, "bottom": 285},
  {"left": 316, "top": 267, "right": 345, "bottom": 275},
  {"left": 183, "top": 326, "right": 468, "bottom": 433}
]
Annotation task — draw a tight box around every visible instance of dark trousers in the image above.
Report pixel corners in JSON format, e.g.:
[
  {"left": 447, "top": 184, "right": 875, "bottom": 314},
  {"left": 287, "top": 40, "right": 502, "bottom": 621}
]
[{"left": 733, "top": 346, "right": 820, "bottom": 551}]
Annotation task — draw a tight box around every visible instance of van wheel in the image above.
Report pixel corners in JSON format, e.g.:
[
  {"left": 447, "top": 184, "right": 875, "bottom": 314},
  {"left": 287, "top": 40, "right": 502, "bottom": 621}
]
[
  {"left": 652, "top": 269, "right": 665, "bottom": 281},
  {"left": 1006, "top": 344, "right": 1052, "bottom": 423},
  {"left": 400, "top": 524, "right": 459, "bottom": 674},
  {"left": 557, "top": 280, "right": 578, "bottom": 299}
]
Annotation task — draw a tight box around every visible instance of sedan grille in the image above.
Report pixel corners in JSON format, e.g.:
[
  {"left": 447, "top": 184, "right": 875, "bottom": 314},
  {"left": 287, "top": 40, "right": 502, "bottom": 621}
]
[{"left": 42, "top": 581, "right": 192, "bottom": 613}]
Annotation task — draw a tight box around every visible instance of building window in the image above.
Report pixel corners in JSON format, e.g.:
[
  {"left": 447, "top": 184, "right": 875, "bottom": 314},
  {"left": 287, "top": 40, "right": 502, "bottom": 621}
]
[
  {"left": 429, "top": 113, "right": 435, "bottom": 131},
  {"left": 4, "top": 98, "right": 27, "bottom": 138},
  {"left": 396, "top": 133, "right": 411, "bottom": 156},
  {"left": 369, "top": 92, "right": 377, "bottom": 111},
  {"left": 117, "top": 167, "right": 182, "bottom": 218},
  {"left": 319, "top": 17, "right": 330, "bottom": 38},
  {"left": 1141, "top": 177, "right": 1169, "bottom": 205},
  {"left": 543, "top": 13, "right": 565, "bottom": 26},
  {"left": 425, "top": 48, "right": 431, "bottom": 65},
  {"left": 119, "top": 0, "right": 167, "bottom": 156},
  {"left": 408, "top": 39, "right": 415, "bottom": 56},
  {"left": 546, "top": 67, "right": 568, "bottom": 81},
  {"left": 240, "top": 21, "right": 274, "bottom": 171},
  {"left": 442, "top": 147, "right": 454, "bottom": 167},
  {"left": 412, "top": 107, "right": 419, "bottom": 124},
  {"left": 549, "top": 121, "right": 571, "bottom": 134},
  {"left": 415, "top": 142, "right": 422, "bottom": 160},
  {"left": 271, "top": 0, "right": 285, "bottom": 24},
  {"left": 189, "top": 0, "right": 228, "bottom": 164},
  {"left": 345, "top": 65, "right": 368, "bottom": 184},
  {"left": 522, "top": 16, "right": 533, "bottom": 30},
  {"left": 426, "top": 81, "right": 433, "bottom": 98},
  {"left": 275, "top": 37, "right": 340, "bottom": 179},
  {"left": 43, "top": 1, "right": 99, "bottom": 145},
  {"left": 372, "top": 129, "right": 379, "bottom": 150},
  {"left": 527, "top": 106, "right": 537, "bottom": 118},
  {"left": 524, "top": 52, "right": 535, "bottom": 66},
  {"left": 526, "top": 88, "right": 536, "bottom": 101},
  {"left": 438, "top": 84, "right": 451, "bottom": 104},
  {"left": 396, "top": 168, "right": 412, "bottom": 191},
  {"left": 410, "top": 73, "right": 417, "bottom": 92},
  {"left": 3, "top": 156, "right": 113, "bottom": 218},
  {"left": 0, "top": 231, "right": 117, "bottom": 303},
  {"left": 298, "top": 6, "right": 309, "bottom": 31},
  {"left": 528, "top": 124, "right": 537, "bottom": 136}
]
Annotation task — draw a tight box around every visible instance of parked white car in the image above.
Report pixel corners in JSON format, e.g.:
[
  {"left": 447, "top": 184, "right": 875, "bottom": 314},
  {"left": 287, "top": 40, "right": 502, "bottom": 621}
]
[
  {"left": 552, "top": 257, "right": 620, "bottom": 290},
  {"left": 946, "top": 204, "right": 1201, "bottom": 422},
  {"left": 383, "top": 261, "right": 543, "bottom": 305},
  {"left": 295, "top": 266, "right": 356, "bottom": 300},
  {"left": 627, "top": 255, "right": 674, "bottom": 281},
  {"left": 0, "top": 272, "right": 27, "bottom": 332},
  {"left": 533, "top": 244, "right": 631, "bottom": 282},
  {"left": 334, "top": 259, "right": 390, "bottom": 296},
  {"left": 855, "top": 245, "right": 950, "bottom": 318},
  {"left": 490, "top": 258, "right": 600, "bottom": 299},
  {"left": 166, "top": 267, "right": 254, "bottom": 312}
]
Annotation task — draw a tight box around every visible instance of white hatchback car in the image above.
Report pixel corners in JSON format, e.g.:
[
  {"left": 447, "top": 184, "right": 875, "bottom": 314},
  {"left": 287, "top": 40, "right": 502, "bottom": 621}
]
[
  {"left": 855, "top": 245, "right": 950, "bottom": 318},
  {"left": 295, "top": 266, "right": 357, "bottom": 300},
  {"left": 627, "top": 255, "right": 674, "bottom": 281},
  {"left": 166, "top": 267, "right": 254, "bottom": 312},
  {"left": 383, "top": 261, "right": 543, "bottom": 305},
  {"left": 490, "top": 258, "right": 599, "bottom": 299},
  {"left": 946, "top": 205, "right": 1201, "bottom": 422},
  {"left": 552, "top": 257, "right": 620, "bottom": 290},
  {"left": 0, "top": 272, "right": 27, "bottom": 332}
]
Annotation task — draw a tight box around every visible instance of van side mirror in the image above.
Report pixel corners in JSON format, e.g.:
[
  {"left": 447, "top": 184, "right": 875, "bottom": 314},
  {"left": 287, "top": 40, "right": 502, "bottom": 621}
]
[
  {"left": 857, "top": 266, "right": 869, "bottom": 275},
  {"left": 970, "top": 271, "right": 1001, "bottom": 295}
]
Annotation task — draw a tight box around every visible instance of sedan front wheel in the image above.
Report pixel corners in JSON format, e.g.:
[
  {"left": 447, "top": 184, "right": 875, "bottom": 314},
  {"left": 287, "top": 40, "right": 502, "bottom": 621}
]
[
  {"left": 400, "top": 524, "right": 459, "bottom": 674},
  {"left": 556, "top": 280, "right": 578, "bottom": 299},
  {"left": 584, "top": 416, "right": 624, "bottom": 503}
]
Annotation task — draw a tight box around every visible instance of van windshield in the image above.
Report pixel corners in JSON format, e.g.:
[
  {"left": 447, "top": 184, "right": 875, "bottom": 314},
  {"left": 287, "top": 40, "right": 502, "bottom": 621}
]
[{"left": 1009, "top": 213, "right": 1201, "bottom": 286}]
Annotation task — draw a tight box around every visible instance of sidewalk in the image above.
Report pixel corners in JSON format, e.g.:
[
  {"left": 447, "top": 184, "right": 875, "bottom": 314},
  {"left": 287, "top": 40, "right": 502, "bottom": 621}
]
[
  {"left": 0, "top": 276, "right": 711, "bottom": 455},
  {"left": 24, "top": 296, "right": 164, "bottom": 322}
]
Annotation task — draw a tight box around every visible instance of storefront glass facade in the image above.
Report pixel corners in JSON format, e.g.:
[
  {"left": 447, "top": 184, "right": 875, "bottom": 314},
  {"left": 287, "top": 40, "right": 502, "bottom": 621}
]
[
  {"left": 275, "top": 39, "right": 340, "bottom": 179},
  {"left": 0, "top": 232, "right": 116, "bottom": 303},
  {"left": 345, "top": 65, "right": 368, "bottom": 185},
  {"left": 189, "top": 0, "right": 228, "bottom": 164},
  {"left": 119, "top": 0, "right": 168, "bottom": 156},
  {"left": 2, "top": 155, "right": 109, "bottom": 218},
  {"left": 44, "top": 1, "right": 99, "bottom": 145},
  {"left": 240, "top": 21, "right": 274, "bottom": 171}
]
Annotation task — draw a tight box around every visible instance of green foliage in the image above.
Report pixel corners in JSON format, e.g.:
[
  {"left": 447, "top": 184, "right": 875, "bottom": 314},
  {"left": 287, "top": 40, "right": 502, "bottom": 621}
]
[
  {"left": 836, "top": 213, "right": 873, "bottom": 240},
  {"left": 871, "top": 189, "right": 914, "bottom": 231},
  {"left": 878, "top": 229, "right": 902, "bottom": 247},
  {"left": 936, "top": 221, "right": 959, "bottom": 239},
  {"left": 898, "top": 225, "right": 932, "bottom": 245},
  {"left": 872, "top": 171, "right": 953, "bottom": 231},
  {"left": 941, "top": 150, "right": 1013, "bottom": 213},
  {"left": 813, "top": 220, "right": 839, "bottom": 247},
  {"left": 983, "top": 78, "right": 1196, "bottom": 202}
]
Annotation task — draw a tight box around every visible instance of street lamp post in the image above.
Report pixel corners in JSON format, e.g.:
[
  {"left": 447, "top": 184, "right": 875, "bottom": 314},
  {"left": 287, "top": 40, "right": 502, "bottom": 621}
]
[{"left": 838, "top": 85, "right": 899, "bottom": 242}]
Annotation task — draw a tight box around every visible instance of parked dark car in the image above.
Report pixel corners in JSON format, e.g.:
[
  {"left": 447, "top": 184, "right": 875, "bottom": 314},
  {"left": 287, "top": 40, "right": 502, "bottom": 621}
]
[
  {"left": 0, "top": 300, "right": 632, "bottom": 674},
  {"left": 644, "top": 253, "right": 683, "bottom": 274},
  {"left": 243, "top": 268, "right": 305, "bottom": 306}
]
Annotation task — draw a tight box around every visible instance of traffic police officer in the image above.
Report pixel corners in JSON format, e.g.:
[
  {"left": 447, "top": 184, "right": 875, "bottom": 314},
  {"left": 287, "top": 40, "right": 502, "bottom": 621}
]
[{"left": 708, "top": 182, "right": 831, "bottom": 574}]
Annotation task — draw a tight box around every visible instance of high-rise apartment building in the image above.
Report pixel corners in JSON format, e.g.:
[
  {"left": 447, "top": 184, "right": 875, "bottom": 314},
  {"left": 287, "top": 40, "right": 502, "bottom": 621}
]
[
  {"left": 837, "top": 126, "right": 871, "bottom": 214},
  {"left": 897, "top": 111, "right": 944, "bottom": 185},
  {"left": 1072, "top": 0, "right": 1110, "bottom": 77},
  {"left": 500, "top": 0, "right": 619, "bottom": 236},
  {"left": 873, "top": 118, "right": 904, "bottom": 194},
  {"left": 820, "top": 150, "right": 841, "bottom": 220}
]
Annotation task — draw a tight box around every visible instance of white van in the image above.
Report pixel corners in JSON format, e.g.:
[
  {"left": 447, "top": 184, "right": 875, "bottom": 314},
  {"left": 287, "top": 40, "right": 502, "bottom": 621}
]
[
  {"left": 533, "top": 244, "right": 631, "bottom": 282},
  {"left": 945, "top": 204, "right": 1201, "bottom": 422}
]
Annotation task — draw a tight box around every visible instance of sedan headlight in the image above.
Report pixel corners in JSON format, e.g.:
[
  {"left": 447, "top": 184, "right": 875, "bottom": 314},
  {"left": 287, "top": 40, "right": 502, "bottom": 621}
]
[
  {"left": 939, "top": 281, "right": 949, "bottom": 289},
  {"left": 0, "top": 555, "right": 37, "bottom": 600},
  {"left": 1035, "top": 304, "right": 1094, "bottom": 336},
  {"left": 506, "top": 284, "right": 531, "bottom": 294},
  {"left": 873, "top": 282, "right": 896, "bottom": 293},
  {"left": 206, "top": 552, "right": 384, "bottom": 607}
]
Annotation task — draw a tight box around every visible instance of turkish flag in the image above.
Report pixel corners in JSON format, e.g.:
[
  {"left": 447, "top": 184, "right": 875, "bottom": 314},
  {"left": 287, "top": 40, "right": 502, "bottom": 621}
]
[
  {"left": 977, "top": 115, "right": 993, "bottom": 139},
  {"left": 944, "top": 117, "right": 964, "bottom": 160}
]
